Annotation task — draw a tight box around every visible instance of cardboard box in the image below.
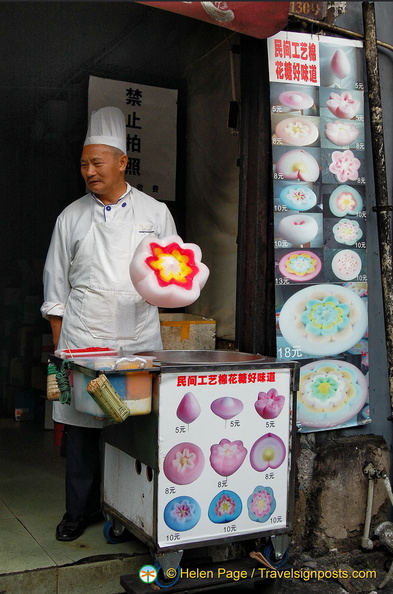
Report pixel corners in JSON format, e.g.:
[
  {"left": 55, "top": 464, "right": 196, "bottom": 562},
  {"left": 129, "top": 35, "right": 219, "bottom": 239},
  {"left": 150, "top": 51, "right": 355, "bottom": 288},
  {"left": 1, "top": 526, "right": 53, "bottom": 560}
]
[{"left": 159, "top": 313, "right": 216, "bottom": 350}]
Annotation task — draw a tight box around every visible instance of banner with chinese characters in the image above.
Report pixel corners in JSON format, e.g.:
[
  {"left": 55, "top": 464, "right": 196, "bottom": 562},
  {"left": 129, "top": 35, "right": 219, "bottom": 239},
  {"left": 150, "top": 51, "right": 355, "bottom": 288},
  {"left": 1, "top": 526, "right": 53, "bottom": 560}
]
[
  {"left": 267, "top": 32, "right": 370, "bottom": 433},
  {"left": 88, "top": 75, "right": 178, "bottom": 201}
]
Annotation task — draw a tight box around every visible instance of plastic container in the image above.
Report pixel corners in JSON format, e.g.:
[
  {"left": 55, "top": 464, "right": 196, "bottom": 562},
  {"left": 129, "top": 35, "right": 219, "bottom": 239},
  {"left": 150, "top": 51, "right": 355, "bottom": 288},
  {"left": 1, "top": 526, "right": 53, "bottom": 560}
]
[{"left": 73, "top": 356, "right": 156, "bottom": 417}]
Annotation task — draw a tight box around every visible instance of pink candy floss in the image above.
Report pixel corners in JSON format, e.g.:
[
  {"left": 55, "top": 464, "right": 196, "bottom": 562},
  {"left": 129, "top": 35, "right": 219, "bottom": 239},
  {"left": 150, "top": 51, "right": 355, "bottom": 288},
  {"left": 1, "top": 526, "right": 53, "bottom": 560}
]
[{"left": 254, "top": 389, "right": 285, "bottom": 419}]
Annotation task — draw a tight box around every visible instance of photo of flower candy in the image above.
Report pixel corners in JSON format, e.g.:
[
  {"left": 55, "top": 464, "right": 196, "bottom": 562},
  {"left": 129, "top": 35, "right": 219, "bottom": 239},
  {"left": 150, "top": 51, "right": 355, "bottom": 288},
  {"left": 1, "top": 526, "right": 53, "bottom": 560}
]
[
  {"left": 274, "top": 116, "right": 319, "bottom": 147},
  {"left": 247, "top": 486, "right": 276, "bottom": 523},
  {"left": 163, "top": 496, "right": 201, "bottom": 531},
  {"left": 329, "top": 185, "right": 363, "bottom": 217},
  {"left": 325, "top": 120, "right": 360, "bottom": 147},
  {"left": 254, "top": 388, "right": 286, "bottom": 419},
  {"left": 163, "top": 442, "right": 205, "bottom": 485},
  {"left": 326, "top": 91, "right": 360, "bottom": 119},
  {"left": 208, "top": 490, "right": 243, "bottom": 524},
  {"left": 333, "top": 219, "right": 363, "bottom": 246},
  {"left": 328, "top": 149, "right": 361, "bottom": 183},
  {"left": 209, "top": 439, "right": 248, "bottom": 476},
  {"left": 278, "top": 250, "right": 322, "bottom": 282}
]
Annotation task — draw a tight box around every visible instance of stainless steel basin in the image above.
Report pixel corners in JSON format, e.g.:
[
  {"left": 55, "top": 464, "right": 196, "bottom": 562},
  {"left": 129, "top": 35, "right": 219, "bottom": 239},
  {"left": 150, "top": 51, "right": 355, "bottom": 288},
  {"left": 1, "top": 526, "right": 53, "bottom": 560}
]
[{"left": 135, "top": 350, "right": 266, "bottom": 365}]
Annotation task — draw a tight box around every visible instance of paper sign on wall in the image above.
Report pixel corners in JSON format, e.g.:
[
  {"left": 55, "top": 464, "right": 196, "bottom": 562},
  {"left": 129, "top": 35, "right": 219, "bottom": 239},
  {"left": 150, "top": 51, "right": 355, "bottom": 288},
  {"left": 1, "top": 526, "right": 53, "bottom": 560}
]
[{"left": 88, "top": 75, "right": 178, "bottom": 201}]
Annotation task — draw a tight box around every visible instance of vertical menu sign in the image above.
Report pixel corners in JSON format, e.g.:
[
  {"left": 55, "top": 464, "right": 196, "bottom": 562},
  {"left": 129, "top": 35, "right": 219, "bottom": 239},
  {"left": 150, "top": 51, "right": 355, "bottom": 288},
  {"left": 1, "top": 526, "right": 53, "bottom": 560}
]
[{"left": 267, "top": 33, "right": 370, "bottom": 433}]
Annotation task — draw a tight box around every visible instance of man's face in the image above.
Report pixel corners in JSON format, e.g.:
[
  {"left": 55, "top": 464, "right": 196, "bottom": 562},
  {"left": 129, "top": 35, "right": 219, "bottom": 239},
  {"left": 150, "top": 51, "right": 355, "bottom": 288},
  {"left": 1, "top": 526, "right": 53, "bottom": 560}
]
[{"left": 80, "top": 144, "right": 127, "bottom": 202}]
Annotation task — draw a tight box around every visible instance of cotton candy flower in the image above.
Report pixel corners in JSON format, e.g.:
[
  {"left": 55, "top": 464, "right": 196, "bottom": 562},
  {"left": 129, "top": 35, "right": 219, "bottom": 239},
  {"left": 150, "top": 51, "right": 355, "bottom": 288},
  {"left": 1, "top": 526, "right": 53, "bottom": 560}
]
[
  {"left": 326, "top": 92, "right": 360, "bottom": 119},
  {"left": 329, "top": 150, "right": 361, "bottom": 183}
]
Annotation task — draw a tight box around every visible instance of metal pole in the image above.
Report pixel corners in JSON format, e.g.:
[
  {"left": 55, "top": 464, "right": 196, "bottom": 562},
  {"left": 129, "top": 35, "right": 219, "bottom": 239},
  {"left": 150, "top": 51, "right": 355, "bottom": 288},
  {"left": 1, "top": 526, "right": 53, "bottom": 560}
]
[{"left": 362, "top": 2, "right": 393, "bottom": 413}]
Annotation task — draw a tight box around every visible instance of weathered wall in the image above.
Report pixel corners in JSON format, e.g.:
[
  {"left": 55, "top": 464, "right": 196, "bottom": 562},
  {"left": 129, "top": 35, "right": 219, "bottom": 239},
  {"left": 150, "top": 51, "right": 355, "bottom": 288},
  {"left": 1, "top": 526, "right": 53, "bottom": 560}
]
[{"left": 292, "top": 433, "right": 389, "bottom": 556}]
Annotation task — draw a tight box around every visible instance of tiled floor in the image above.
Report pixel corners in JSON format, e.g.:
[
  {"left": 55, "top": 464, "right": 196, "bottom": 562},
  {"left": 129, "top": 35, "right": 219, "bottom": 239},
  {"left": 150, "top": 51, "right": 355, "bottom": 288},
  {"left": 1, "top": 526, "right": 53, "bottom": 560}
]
[{"left": 0, "top": 418, "right": 150, "bottom": 593}]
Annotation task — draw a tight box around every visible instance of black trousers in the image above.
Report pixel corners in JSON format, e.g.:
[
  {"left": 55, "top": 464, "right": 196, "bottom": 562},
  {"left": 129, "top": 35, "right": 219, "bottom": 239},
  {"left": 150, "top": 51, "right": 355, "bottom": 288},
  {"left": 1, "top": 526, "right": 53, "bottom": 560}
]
[{"left": 64, "top": 425, "right": 102, "bottom": 517}]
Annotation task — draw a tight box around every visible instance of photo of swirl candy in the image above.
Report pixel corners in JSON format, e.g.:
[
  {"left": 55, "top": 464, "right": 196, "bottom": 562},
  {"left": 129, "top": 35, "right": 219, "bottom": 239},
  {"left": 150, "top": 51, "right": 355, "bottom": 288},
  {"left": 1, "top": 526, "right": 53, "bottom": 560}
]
[
  {"left": 298, "top": 359, "right": 368, "bottom": 429},
  {"left": 278, "top": 250, "right": 322, "bottom": 282},
  {"left": 247, "top": 486, "right": 276, "bottom": 523},
  {"left": 208, "top": 490, "right": 242, "bottom": 524},
  {"left": 277, "top": 214, "right": 319, "bottom": 246},
  {"left": 278, "top": 90, "right": 314, "bottom": 111},
  {"left": 278, "top": 284, "right": 368, "bottom": 357},
  {"left": 279, "top": 185, "right": 317, "bottom": 211},
  {"left": 332, "top": 219, "right": 363, "bottom": 246},
  {"left": 164, "top": 496, "right": 201, "bottom": 532},
  {"left": 330, "top": 49, "right": 351, "bottom": 82}
]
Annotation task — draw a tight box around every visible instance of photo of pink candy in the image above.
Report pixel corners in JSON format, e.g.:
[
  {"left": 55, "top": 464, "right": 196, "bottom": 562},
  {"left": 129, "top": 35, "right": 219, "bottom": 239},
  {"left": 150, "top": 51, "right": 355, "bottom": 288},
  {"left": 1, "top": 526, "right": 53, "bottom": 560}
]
[
  {"left": 329, "top": 150, "right": 361, "bottom": 183},
  {"left": 254, "top": 388, "right": 286, "bottom": 419},
  {"left": 250, "top": 433, "right": 286, "bottom": 472},
  {"left": 209, "top": 439, "right": 248, "bottom": 477},
  {"left": 278, "top": 90, "right": 314, "bottom": 111},
  {"left": 163, "top": 442, "right": 205, "bottom": 485},
  {"left": 325, "top": 121, "right": 359, "bottom": 147},
  {"left": 276, "top": 149, "right": 320, "bottom": 182},
  {"left": 330, "top": 48, "right": 351, "bottom": 82},
  {"left": 275, "top": 117, "right": 319, "bottom": 147},
  {"left": 210, "top": 397, "right": 243, "bottom": 420},
  {"left": 326, "top": 92, "right": 360, "bottom": 119},
  {"left": 176, "top": 392, "right": 201, "bottom": 424}
]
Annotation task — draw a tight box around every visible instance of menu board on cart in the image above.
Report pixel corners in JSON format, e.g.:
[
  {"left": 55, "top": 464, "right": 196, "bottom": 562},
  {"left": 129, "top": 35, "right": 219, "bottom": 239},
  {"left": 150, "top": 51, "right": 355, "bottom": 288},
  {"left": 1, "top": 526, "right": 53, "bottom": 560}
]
[
  {"left": 267, "top": 32, "right": 370, "bottom": 433},
  {"left": 156, "top": 367, "right": 294, "bottom": 549}
]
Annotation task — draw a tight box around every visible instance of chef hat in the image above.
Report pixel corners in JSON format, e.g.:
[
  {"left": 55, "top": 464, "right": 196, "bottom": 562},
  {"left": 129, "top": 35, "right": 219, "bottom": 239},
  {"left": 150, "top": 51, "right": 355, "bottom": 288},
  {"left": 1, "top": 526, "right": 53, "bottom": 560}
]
[{"left": 84, "top": 106, "right": 127, "bottom": 154}]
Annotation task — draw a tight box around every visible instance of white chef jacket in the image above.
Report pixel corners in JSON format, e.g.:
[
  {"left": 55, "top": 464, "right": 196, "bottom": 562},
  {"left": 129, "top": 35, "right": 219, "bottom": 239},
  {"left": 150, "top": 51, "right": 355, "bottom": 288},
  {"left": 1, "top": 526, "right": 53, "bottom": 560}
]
[{"left": 41, "top": 183, "right": 176, "bottom": 427}]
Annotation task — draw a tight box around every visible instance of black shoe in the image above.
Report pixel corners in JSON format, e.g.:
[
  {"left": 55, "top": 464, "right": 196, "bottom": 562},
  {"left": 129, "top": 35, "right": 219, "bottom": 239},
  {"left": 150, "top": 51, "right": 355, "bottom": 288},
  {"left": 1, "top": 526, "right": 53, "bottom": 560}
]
[{"left": 56, "top": 513, "right": 85, "bottom": 541}]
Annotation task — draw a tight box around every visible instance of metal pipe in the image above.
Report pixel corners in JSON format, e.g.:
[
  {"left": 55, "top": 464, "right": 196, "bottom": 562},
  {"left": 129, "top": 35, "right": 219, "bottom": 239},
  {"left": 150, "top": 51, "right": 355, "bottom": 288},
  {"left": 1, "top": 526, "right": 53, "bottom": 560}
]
[
  {"left": 288, "top": 12, "right": 393, "bottom": 53},
  {"left": 362, "top": 2, "right": 393, "bottom": 415}
]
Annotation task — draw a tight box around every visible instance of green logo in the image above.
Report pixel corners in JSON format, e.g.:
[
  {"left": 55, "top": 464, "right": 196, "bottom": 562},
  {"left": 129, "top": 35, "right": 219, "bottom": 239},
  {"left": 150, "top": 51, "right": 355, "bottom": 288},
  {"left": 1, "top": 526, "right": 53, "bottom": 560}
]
[{"left": 139, "top": 564, "right": 157, "bottom": 584}]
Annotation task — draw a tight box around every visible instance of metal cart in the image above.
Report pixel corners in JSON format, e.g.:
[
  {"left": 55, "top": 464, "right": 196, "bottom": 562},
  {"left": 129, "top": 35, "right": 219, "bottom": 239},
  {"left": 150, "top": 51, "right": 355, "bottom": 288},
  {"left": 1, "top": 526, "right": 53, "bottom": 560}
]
[{"left": 100, "top": 350, "right": 299, "bottom": 591}]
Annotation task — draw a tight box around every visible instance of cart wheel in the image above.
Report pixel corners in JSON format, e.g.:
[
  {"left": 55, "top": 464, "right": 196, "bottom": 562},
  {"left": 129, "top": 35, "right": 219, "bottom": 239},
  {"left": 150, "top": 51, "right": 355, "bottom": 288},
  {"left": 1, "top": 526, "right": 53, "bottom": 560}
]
[
  {"left": 263, "top": 542, "right": 289, "bottom": 568},
  {"left": 103, "top": 520, "right": 130, "bottom": 544},
  {"left": 153, "top": 562, "right": 180, "bottom": 588}
]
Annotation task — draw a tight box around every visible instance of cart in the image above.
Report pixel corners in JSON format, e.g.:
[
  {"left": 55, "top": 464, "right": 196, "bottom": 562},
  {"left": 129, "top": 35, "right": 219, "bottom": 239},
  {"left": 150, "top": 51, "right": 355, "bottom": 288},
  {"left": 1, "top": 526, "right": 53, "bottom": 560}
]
[{"left": 99, "top": 350, "right": 299, "bottom": 591}]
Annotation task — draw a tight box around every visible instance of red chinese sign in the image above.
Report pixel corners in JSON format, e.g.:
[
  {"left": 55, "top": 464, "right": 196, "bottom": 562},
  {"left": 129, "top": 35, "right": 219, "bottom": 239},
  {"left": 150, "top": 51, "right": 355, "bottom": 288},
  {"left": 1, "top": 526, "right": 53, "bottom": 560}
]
[
  {"left": 268, "top": 32, "right": 320, "bottom": 86},
  {"left": 176, "top": 371, "right": 276, "bottom": 387},
  {"left": 138, "top": 2, "right": 289, "bottom": 40}
]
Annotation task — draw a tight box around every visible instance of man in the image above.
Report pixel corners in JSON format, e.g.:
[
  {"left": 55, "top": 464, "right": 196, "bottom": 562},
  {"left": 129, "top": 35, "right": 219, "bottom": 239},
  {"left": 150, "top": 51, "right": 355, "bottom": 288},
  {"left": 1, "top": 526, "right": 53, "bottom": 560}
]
[{"left": 41, "top": 106, "right": 176, "bottom": 541}]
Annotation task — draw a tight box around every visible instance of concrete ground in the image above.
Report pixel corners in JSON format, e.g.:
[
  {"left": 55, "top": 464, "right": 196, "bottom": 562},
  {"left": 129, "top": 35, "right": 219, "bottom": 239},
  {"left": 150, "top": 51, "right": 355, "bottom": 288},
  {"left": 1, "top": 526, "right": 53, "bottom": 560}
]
[{"left": 0, "top": 418, "right": 150, "bottom": 593}]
